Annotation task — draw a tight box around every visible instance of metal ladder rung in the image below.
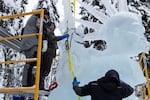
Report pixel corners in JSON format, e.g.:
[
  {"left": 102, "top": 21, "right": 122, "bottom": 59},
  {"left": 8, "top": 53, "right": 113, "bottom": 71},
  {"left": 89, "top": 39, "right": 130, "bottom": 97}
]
[
  {"left": 0, "top": 87, "right": 36, "bottom": 93},
  {"left": 0, "top": 9, "right": 44, "bottom": 100},
  {"left": 0, "top": 58, "right": 37, "bottom": 64}
]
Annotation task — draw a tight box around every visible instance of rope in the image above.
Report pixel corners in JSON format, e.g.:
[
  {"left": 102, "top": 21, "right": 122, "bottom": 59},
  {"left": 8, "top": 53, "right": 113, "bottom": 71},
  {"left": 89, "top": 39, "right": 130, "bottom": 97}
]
[
  {"left": 65, "top": 0, "right": 81, "bottom": 100},
  {"left": 73, "top": 0, "right": 76, "bottom": 28},
  {"left": 65, "top": 39, "right": 81, "bottom": 100},
  {"left": 65, "top": 39, "right": 75, "bottom": 77}
]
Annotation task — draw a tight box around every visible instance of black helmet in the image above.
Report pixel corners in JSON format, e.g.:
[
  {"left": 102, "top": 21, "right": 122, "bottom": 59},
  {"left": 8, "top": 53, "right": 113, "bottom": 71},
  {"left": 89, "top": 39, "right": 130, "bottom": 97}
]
[{"left": 105, "top": 69, "right": 120, "bottom": 82}]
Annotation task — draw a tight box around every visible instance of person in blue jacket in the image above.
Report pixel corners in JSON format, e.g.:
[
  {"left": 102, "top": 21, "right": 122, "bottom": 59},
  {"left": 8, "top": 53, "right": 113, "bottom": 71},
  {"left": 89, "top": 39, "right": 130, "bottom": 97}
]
[{"left": 72, "top": 69, "right": 134, "bottom": 100}]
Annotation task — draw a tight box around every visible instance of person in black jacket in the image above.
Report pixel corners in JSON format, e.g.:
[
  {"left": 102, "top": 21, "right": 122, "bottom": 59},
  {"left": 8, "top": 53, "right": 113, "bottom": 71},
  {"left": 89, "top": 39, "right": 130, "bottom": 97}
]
[
  {"left": 72, "top": 69, "right": 134, "bottom": 100},
  {"left": 39, "top": 21, "right": 69, "bottom": 90}
]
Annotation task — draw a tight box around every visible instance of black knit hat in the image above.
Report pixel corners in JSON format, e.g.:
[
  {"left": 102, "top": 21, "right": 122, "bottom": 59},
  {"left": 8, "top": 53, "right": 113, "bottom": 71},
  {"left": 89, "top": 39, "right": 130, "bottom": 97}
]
[
  {"left": 105, "top": 69, "right": 120, "bottom": 82},
  {"left": 43, "top": 8, "right": 50, "bottom": 16}
]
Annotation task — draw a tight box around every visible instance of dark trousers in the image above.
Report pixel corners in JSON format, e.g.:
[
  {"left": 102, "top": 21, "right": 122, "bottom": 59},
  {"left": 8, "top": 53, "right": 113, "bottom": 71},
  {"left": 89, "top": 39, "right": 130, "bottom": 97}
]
[
  {"left": 39, "top": 49, "right": 54, "bottom": 89},
  {"left": 22, "top": 46, "right": 37, "bottom": 87},
  {"left": 22, "top": 46, "right": 54, "bottom": 89}
]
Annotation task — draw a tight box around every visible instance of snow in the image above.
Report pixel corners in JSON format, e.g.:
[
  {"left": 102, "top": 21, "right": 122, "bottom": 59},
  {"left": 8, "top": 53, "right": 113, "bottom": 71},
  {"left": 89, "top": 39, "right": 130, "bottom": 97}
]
[
  {"left": 118, "top": 0, "right": 128, "bottom": 12},
  {"left": 48, "top": 1, "right": 149, "bottom": 100},
  {"left": 77, "top": 0, "right": 108, "bottom": 23},
  {"left": 101, "top": 0, "right": 118, "bottom": 16},
  {"left": 23, "top": 0, "right": 39, "bottom": 26},
  {"left": 76, "top": 19, "right": 102, "bottom": 30},
  {"left": 0, "top": 46, "right": 5, "bottom": 99},
  {"left": 0, "top": 0, "right": 149, "bottom": 100}
]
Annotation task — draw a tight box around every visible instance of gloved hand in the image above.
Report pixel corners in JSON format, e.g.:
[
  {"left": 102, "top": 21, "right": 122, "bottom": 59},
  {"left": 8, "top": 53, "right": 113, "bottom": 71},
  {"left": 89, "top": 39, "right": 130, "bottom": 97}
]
[
  {"left": 72, "top": 77, "right": 80, "bottom": 86},
  {"left": 59, "top": 34, "right": 69, "bottom": 40},
  {"left": 42, "top": 40, "right": 48, "bottom": 52}
]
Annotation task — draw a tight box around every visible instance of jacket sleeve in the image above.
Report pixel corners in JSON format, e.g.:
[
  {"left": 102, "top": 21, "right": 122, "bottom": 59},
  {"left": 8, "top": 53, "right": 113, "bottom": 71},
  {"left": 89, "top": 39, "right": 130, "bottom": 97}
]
[
  {"left": 46, "top": 29, "right": 61, "bottom": 42},
  {"left": 46, "top": 32, "right": 60, "bottom": 42},
  {"left": 73, "top": 83, "right": 92, "bottom": 96},
  {"left": 119, "top": 82, "right": 134, "bottom": 98}
]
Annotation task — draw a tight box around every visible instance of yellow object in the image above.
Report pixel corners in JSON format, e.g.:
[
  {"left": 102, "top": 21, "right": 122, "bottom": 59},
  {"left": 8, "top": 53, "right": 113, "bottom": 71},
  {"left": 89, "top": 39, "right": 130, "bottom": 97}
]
[
  {"left": 0, "top": 9, "right": 44, "bottom": 100},
  {"left": 66, "top": 0, "right": 80, "bottom": 99},
  {"left": 74, "top": 0, "right": 76, "bottom": 28},
  {"left": 66, "top": 39, "right": 75, "bottom": 77},
  {"left": 66, "top": 39, "right": 81, "bottom": 100},
  {"left": 138, "top": 52, "right": 150, "bottom": 100}
]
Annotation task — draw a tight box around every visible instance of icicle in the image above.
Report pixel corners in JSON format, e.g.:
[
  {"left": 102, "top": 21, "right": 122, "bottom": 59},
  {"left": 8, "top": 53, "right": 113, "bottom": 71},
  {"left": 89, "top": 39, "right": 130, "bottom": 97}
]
[
  {"left": 118, "top": 0, "right": 128, "bottom": 12},
  {"left": 76, "top": 19, "right": 102, "bottom": 30},
  {"left": 101, "top": 0, "right": 118, "bottom": 16},
  {"left": 62, "top": 0, "right": 74, "bottom": 32},
  {"left": 83, "top": 31, "right": 101, "bottom": 41},
  {"left": 77, "top": 0, "right": 108, "bottom": 24}
]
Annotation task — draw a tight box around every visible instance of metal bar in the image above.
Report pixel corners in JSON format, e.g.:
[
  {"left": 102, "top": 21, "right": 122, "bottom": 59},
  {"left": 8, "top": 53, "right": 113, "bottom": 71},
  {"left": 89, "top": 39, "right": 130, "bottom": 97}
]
[
  {"left": 0, "top": 38, "right": 21, "bottom": 51},
  {"left": 34, "top": 9, "right": 44, "bottom": 100},
  {"left": 0, "top": 33, "right": 38, "bottom": 41},
  {"left": 0, "top": 58, "right": 37, "bottom": 64},
  {"left": 139, "top": 52, "right": 145, "bottom": 62},
  {"left": 0, "top": 26, "right": 21, "bottom": 44},
  {"left": 34, "top": 33, "right": 42, "bottom": 100},
  {"left": 0, "top": 9, "right": 44, "bottom": 100},
  {"left": 143, "top": 57, "right": 150, "bottom": 99},
  {"left": 0, "top": 32, "right": 39, "bottom": 52},
  {"left": 138, "top": 52, "right": 150, "bottom": 99},
  {"left": 0, "top": 87, "right": 35, "bottom": 92},
  {"left": 0, "top": 10, "right": 42, "bottom": 20}
]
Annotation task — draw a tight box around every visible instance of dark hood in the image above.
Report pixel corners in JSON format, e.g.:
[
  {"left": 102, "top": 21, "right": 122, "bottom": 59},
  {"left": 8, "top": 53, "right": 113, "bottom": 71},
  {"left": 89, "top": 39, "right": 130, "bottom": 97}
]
[
  {"left": 105, "top": 69, "right": 120, "bottom": 82},
  {"left": 97, "top": 77, "right": 118, "bottom": 92}
]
